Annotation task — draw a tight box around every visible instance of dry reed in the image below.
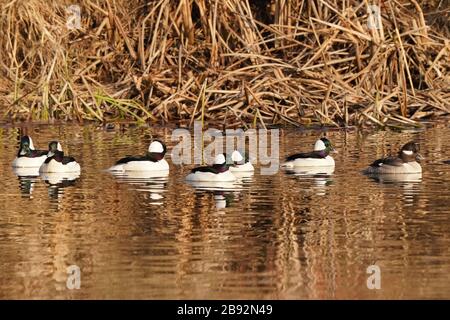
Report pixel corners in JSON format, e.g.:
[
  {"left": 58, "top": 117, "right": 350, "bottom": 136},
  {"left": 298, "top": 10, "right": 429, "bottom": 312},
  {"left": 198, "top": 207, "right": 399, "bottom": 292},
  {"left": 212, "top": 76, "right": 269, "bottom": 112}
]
[{"left": 0, "top": 0, "right": 448, "bottom": 128}]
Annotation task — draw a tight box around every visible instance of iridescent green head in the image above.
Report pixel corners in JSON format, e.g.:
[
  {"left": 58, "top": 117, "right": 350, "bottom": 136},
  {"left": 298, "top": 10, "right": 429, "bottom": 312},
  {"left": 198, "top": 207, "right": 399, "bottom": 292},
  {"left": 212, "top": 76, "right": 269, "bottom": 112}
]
[
  {"left": 314, "top": 137, "right": 334, "bottom": 153},
  {"left": 47, "top": 141, "right": 63, "bottom": 157},
  {"left": 18, "top": 136, "right": 34, "bottom": 156}
]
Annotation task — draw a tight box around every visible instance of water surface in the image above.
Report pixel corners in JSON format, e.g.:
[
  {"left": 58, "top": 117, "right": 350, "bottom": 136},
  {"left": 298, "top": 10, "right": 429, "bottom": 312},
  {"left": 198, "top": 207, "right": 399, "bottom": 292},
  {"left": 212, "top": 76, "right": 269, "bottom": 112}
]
[{"left": 0, "top": 121, "right": 449, "bottom": 299}]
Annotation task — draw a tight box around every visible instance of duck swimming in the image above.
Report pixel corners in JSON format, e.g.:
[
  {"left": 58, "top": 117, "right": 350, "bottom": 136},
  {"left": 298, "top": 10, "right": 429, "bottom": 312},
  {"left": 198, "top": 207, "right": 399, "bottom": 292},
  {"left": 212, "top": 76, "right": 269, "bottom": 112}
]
[
  {"left": 282, "top": 137, "right": 336, "bottom": 168},
  {"left": 12, "top": 136, "right": 48, "bottom": 168},
  {"left": 39, "top": 141, "right": 81, "bottom": 173},
  {"left": 364, "top": 141, "right": 422, "bottom": 174},
  {"left": 228, "top": 150, "right": 254, "bottom": 172},
  {"left": 108, "top": 140, "right": 169, "bottom": 172},
  {"left": 186, "top": 154, "right": 237, "bottom": 182}
]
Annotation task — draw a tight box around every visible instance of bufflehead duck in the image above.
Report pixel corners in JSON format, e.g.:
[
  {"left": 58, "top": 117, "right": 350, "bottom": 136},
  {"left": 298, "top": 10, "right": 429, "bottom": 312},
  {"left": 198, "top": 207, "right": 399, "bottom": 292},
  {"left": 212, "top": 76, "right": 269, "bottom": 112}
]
[
  {"left": 228, "top": 150, "right": 254, "bottom": 172},
  {"left": 186, "top": 154, "right": 237, "bottom": 182},
  {"left": 282, "top": 137, "right": 336, "bottom": 167},
  {"left": 364, "top": 141, "right": 422, "bottom": 174},
  {"left": 108, "top": 140, "right": 169, "bottom": 172},
  {"left": 39, "top": 141, "right": 81, "bottom": 173},
  {"left": 12, "top": 136, "right": 48, "bottom": 168}
]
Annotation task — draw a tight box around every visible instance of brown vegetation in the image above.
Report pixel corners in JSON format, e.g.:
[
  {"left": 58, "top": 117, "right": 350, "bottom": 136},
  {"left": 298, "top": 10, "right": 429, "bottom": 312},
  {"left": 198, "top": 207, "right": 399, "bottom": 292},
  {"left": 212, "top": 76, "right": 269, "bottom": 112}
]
[{"left": 0, "top": 0, "right": 449, "bottom": 128}]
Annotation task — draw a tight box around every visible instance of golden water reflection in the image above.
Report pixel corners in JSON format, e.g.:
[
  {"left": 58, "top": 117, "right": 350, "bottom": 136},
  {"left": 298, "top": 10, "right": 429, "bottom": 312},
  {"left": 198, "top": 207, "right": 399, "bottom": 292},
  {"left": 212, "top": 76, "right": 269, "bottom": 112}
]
[{"left": 0, "top": 122, "right": 449, "bottom": 299}]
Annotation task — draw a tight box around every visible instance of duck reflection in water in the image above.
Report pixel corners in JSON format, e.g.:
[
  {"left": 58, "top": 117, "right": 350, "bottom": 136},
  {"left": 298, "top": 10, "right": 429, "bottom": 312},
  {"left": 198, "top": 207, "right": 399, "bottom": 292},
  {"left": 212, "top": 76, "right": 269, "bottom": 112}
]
[
  {"left": 40, "top": 172, "right": 80, "bottom": 209},
  {"left": 365, "top": 173, "right": 423, "bottom": 207},
  {"left": 110, "top": 171, "right": 169, "bottom": 206},
  {"left": 365, "top": 172, "right": 422, "bottom": 184},
  {"left": 213, "top": 192, "right": 237, "bottom": 210},
  {"left": 186, "top": 180, "right": 243, "bottom": 193},
  {"left": 282, "top": 166, "right": 334, "bottom": 196},
  {"left": 193, "top": 190, "right": 239, "bottom": 211},
  {"left": 365, "top": 172, "right": 422, "bottom": 198},
  {"left": 187, "top": 180, "right": 244, "bottom": 210},
  {"left": 13, "top": 167, "right": 40, "bottom": 198}
]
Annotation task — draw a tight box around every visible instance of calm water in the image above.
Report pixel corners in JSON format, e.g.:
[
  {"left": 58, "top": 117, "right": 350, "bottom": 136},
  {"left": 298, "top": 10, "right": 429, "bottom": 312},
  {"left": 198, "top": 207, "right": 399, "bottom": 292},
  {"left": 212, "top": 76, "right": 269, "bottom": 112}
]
[{"left": 0, "top": 121, "right": 449, "bottom": 299}]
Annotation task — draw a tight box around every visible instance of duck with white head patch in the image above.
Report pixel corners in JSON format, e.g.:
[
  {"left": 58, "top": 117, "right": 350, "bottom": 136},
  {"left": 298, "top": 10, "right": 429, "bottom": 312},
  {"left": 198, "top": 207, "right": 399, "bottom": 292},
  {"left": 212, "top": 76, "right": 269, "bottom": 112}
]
[
  {"left": 228, "top": 150, "right": 254, "bottom": 172},
  {"left": 186, "top": 154, "right": 237, "bottom": 182},
  {"left": 364, "top": 141, "right": 422, "bottom": 174},
  {"left": 12, "top": 136, "right": 48, "bottom": 168},
  {"left": 282, "top": 137, "right": 336, "bottom": 168},
  {"left": 39, "top": 141, "right": 81, "bottom": 173},
  {"left": 108, "top": 140, "right": 169, "bottom": 172}
]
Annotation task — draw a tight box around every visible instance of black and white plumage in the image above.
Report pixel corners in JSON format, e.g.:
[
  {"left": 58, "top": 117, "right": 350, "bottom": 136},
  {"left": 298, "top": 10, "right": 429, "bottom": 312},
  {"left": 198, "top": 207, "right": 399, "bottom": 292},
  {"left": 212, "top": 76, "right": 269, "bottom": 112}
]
[
  {"left": 364, "top": 141, "right": 422, "bottom": 174},
  {"left": 108, "top": 140, "right": 169, "bottom": 172},
  {"left": 39, "top": 141, "right": 81, "bottom": 173},
  {"left": 228, "top": 150, "right": 254, "bottom": 172},
  {"left": 12, "top": 136, "right": 48, "bottom": 168},
  {"left": 282, "top": 137, "right": 336, "bottom": 168},
  {"left": 186, "top": 154, "right": 237, "bottom": 182}
]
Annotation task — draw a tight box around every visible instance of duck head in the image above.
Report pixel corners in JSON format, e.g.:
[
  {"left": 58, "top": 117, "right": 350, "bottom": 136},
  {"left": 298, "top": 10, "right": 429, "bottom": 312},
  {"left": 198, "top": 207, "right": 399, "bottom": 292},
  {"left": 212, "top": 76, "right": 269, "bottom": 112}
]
[
  {"left": 147, "top": 140, "right": 167, "bottom": 161},
  {"left": 214, "top": 153, "right": 227, "bottom": 165},
  {"left": 208, "top": 153, "right": 229, "bottom": 173},
  {"left": 314, "top": 137, "right": 335, "bottom": 155},
  {"left": 148, "top": 140, "right": 166, "bottom": 154},
  {"left": 18, "top": 136, "right": 34, "bottom": 156},
  {"left": 47, "top": 141, "right": 63, "bottom": 158},
  {"left": 399, "top": 141, "right": 422, "bottom": 163},
  {"left": 230, "top": 150, "right": 245, "bottom": 165}
]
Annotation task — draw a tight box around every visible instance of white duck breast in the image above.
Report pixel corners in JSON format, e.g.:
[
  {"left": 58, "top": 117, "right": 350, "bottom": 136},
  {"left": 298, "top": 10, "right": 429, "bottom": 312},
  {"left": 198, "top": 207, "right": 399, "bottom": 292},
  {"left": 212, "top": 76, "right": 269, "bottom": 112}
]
[
  {"left": 186, "top": 154, "right": 237, "bottom": 182},
  {"left": 109, "top": 159, "right": 169, "bottom": 172},
  {"left": 12, "top": 155, "right": 48, "bottom": 168},
  {"left": 13, "top": 167, "right": 41, "bottom": 177},
  {"left": 40, "top": 159, "right": 81, "bottom": 173},
  {"left": 285, "top": 165, "right": 335, "bottom": 176},
  {"left": 364, "top": 161, "right": 422, "bottom": 174},
  {"left": 282, "top": 156, "right": 335, "bottom": 168},
  {"left": 109, "top": 140, "right": 169, "bottom": 172},
  {"left": 111, "top": 170, "right": 169, "bottom": 179},
  {"left": 368, "top": 172, "right": 422, "bottom": 183},
  {"left": 186, "top": 170, "right": 237, "bottom": 182},
  {"left": 40, "top": 172, "right": 81, "bottom": 184},
  {"left": 230, "top": 161, "right": 255, "bottom": 172}
]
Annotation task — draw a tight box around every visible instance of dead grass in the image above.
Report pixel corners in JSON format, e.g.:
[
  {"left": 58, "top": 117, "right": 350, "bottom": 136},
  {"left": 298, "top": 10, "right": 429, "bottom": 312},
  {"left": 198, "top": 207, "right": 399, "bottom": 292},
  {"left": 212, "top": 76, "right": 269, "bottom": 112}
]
[{"left": 0, "top": 0, "right": 449, "bottom": 128}]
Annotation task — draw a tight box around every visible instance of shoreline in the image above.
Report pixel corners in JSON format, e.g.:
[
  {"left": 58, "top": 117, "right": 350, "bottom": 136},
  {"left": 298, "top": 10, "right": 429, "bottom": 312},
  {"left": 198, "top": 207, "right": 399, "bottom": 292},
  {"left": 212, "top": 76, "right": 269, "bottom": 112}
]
[{"left": 1, "top": 115, "right": 449, "bottom": 132}]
